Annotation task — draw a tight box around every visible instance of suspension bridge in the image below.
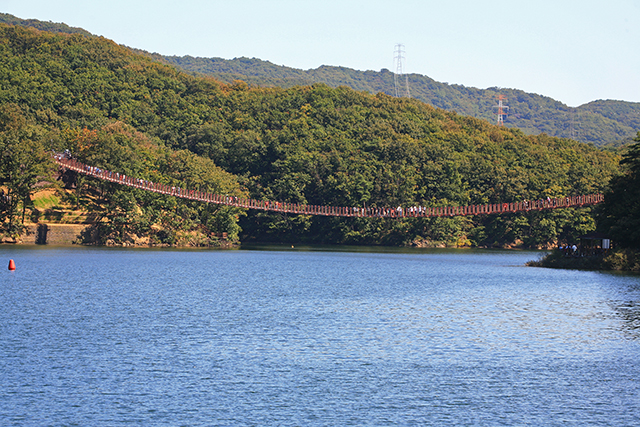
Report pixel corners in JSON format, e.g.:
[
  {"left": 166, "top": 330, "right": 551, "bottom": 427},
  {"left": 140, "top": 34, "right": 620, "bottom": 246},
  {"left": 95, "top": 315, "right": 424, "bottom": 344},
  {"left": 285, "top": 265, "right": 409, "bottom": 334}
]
[{"left": 54, "top": 155, "right": 604, "bottom": 219}]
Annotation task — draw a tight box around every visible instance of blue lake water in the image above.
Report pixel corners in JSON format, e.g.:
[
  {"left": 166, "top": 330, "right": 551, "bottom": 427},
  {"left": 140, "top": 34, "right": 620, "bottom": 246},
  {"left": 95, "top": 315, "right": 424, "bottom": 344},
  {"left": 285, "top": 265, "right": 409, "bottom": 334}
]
[{"left": 1, "top": 245, "right": 640, "bottom": 426}]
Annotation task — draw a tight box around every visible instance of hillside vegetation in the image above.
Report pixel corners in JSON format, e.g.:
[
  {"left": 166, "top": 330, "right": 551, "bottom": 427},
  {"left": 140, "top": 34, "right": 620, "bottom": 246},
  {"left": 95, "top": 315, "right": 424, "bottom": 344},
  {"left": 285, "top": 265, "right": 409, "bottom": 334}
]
[
  {"left": 3, "top": 13, "right": 638, "bottom": 147},
  {"left": 0, "top": 12, "right": 92, "bottom": 36},
  {"left": 161, "top": 56, "right": 640, "bottom": 147},
  {"left": 0, "top": 23, "right": 622, "bottom": 247}
]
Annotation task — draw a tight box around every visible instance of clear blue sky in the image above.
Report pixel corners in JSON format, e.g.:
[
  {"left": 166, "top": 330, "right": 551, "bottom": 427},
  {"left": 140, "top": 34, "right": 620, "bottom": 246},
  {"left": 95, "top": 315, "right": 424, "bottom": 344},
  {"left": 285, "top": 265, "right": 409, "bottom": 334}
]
[{"left": 2, "top": 0, "right": 638, "bottom": 107}]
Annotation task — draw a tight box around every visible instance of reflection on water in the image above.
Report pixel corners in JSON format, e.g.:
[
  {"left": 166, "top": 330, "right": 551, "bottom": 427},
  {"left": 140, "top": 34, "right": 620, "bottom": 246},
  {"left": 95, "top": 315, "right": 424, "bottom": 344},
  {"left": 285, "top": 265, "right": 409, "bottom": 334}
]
[
  {"left": 611, "top": 299, "right": 640, "bottom": 335},
  {"left": 1, "top": 245, "right": 639, "bottom": 426}
]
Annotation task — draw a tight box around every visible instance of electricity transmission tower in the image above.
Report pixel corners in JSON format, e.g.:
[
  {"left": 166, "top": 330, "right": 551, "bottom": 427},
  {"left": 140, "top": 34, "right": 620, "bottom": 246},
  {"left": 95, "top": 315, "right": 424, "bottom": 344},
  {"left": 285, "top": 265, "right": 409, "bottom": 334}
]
[
  {"left": 569, "top": 111, "right": 581, "bottom": 141},
  {"left": 494, "top": 94, "right": 509, "bottom": 126},
  {"left": 393, "top": 44, "right": 410, "bottom": 98}
]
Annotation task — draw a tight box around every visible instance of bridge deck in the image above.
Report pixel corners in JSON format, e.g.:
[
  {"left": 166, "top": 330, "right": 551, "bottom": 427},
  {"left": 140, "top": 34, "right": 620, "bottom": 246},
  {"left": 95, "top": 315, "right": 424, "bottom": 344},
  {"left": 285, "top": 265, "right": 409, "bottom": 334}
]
[{"left": 54, "top": 156, "right": 604, "bottom": 218}]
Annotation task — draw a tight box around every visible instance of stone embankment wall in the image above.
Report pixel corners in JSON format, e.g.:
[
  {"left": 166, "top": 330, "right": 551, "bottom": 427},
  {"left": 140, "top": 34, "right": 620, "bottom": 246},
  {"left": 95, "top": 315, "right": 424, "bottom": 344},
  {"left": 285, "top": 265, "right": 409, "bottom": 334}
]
[{"left": 16, "top": 224, "right": 92, "bottom": 245}]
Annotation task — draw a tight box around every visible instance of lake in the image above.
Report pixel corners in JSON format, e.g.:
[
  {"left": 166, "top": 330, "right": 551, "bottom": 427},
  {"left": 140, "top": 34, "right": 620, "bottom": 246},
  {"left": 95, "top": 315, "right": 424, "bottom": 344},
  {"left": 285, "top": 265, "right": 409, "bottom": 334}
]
[{"left": 1, "top": 245, "right": 639, "bottom": 426}]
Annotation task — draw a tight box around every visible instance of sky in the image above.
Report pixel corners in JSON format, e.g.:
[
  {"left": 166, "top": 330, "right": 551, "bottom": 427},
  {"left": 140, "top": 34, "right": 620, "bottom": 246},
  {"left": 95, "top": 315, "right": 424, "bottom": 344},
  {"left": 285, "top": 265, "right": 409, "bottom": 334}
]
[{"left": 1, "top": 0, "right": 638, "bottom": 107}]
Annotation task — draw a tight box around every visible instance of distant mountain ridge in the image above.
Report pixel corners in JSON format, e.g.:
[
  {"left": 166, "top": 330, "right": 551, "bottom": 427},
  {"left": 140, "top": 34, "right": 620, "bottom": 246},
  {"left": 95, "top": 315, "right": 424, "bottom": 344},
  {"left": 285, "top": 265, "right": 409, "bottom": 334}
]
[
  {"left": 2, "top": 12, "right": 638, "bottom": 147},
  {"left": 0, "top": 12, "right": 92, "bottom": 36},
  {"left": 160, "top": 55, "right": 639, "bottom": 147}
]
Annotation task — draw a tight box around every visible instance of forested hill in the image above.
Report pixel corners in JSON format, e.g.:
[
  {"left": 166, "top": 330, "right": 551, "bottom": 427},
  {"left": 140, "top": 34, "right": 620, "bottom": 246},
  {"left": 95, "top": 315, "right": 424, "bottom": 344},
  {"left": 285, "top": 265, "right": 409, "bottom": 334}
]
[
  {"left": 0, "top": 23, "right": 622, "bottom": 248},
  {"left": 0, "top": 12, "right": 92, "bottom": 36},
  {"left": 160, "top": 56, "right": 640, "bottom": 147},
  {"left": 2, "top": 12, "right": 638, "bottom": 147}
]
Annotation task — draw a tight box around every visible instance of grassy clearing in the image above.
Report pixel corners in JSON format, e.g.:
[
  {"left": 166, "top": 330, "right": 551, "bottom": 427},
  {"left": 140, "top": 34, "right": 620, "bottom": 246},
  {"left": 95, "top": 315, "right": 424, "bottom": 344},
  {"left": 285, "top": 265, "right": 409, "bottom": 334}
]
[
  {"left": 28, "top": 189, "right": 96, "bottom": 224},
  {"left": 32, "top": 190, "right": 61, "bottom": 210}
]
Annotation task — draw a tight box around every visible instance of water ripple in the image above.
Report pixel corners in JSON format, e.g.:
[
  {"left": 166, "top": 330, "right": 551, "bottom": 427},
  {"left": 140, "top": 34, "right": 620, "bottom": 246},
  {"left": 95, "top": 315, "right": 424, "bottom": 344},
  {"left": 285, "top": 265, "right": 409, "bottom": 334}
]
[{"left": 1, "top": 246, "right": 639, "bottom": 426}]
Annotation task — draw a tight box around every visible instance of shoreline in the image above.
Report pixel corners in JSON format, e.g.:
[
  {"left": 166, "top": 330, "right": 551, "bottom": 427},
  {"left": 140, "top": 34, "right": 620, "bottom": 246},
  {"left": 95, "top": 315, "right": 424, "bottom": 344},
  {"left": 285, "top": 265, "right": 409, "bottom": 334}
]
[
  {"left": 1, "top": 223, "right": 238, "bottom": 249},
  {"left": 526, "top": 248, "right": 640, "bottom": 273},
  {"left": 1, "top": 224, "right": 550, "bottom": 251}
]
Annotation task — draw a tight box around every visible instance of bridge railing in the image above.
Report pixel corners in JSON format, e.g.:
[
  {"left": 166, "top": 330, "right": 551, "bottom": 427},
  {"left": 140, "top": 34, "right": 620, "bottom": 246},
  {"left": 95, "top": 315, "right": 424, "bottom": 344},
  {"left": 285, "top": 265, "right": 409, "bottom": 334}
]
[{"left": 53, "top": 154, "right": 604, "bottom": 219}]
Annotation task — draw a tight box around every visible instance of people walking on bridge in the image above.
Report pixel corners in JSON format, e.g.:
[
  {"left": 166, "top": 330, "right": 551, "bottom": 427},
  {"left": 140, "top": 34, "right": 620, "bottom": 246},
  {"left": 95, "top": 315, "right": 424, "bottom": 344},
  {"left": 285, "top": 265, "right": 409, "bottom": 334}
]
[{"left": 51, "top": 154, "right": 604, "bottom": 220}]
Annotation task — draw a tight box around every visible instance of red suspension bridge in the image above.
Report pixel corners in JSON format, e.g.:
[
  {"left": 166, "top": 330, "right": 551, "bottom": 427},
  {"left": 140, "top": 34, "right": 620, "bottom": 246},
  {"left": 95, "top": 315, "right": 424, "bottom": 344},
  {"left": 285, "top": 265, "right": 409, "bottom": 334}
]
[{"left": 55, "top": 155, "right": 604, "bottom": 219}]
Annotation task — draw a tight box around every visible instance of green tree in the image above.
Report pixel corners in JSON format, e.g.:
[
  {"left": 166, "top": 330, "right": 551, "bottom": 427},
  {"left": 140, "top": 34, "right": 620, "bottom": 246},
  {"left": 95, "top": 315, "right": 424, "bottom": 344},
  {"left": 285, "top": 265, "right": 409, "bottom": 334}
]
[
  {"left": 598, "top": 132, "right": 640, "bottom": 248},
  {"left": 0, "top": 105, "right": 51, "bottom": 237}
]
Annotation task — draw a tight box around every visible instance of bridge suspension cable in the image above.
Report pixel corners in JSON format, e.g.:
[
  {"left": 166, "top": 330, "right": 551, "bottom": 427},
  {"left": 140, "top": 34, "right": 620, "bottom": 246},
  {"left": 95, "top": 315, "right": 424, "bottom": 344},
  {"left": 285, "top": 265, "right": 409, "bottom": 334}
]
[{"left": 54, "top": 155, "right": 604, "bottom": 219}]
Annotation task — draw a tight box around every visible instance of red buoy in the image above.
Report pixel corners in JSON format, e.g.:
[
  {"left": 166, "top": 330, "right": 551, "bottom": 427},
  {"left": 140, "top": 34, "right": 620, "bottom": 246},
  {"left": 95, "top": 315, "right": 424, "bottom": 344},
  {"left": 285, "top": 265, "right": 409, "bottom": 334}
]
[{"left": 8, "top": 259, "right": 15, "bottom": 270}]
